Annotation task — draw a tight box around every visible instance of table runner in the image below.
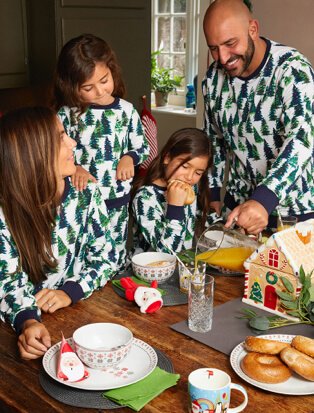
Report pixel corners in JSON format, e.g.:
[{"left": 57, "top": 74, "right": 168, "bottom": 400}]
[{"left": 170, "top": 297, "right": 313, "bottom": 355}]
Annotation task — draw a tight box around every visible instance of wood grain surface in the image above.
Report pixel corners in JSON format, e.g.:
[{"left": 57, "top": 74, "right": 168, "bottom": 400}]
[{"left": 0, "top": 275, "right": 312, "bottom": 413}]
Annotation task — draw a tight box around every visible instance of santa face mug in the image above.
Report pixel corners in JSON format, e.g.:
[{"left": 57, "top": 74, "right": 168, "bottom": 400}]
[{"left": 188, "top": 368, "right": 248, "bottom": 413}]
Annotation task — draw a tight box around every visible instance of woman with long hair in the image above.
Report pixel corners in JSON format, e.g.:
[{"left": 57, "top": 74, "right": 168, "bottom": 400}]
[{"left": 0, "top": 106, "right": 117, "bottom": 359}]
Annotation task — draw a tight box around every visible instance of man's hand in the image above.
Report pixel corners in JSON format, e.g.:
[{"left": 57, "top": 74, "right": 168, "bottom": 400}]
[
  {"left": 71, "top": 165, "right": 97, "bottom": 191},
  {"left": 35, "top": 289, "right": 72, "bottom": 313},
  {"left": 18, "top": 320, "right": 51, "bottom": 360},
  {"left": 116, "top": 155, "right": 134, "bottom": 181},
  {"left": 225, "top": 200, "right": 268, "bottom": 234}
]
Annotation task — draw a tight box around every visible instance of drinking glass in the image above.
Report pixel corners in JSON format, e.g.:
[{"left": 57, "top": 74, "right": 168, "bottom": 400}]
[
  {"left": 188, "top": 274, "right": 214, "bottom": 333},
  {"left": 277, "top": 215, "right": 297, "bottom": 232}
]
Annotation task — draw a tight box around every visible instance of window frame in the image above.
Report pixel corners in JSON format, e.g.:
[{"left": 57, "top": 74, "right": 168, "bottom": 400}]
[{"left": 151, "top": 0, "right": 200, "bottom": 104}]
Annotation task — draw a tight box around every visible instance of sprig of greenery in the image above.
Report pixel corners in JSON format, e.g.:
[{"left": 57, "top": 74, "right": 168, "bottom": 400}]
[
  {"left": 239, "top": 266, "right": 314, "bottom": 331},
  {"left": 151, "top": 50, "right": 183, "bottom": 94}
]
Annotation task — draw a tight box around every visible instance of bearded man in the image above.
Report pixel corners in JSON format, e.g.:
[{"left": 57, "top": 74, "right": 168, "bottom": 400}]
[{"left": 203, "top": 0, "right": 314, "bottom": 234}]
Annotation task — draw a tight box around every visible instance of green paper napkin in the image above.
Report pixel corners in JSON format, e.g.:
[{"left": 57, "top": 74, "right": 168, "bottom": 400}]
[
  {"left": 112, "top": 276, "right": 165, "bottom": 295},
  {"left": 102, "top": 367, "right": 180, "bottom": 411}
]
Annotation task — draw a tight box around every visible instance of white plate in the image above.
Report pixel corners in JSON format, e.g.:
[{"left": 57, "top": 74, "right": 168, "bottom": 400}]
[
  {"left": 230, "top": 334, "right": 314, "bottom": 395},
  {"left": 43, "top": 337, "right": 157, "bottom": 390}
]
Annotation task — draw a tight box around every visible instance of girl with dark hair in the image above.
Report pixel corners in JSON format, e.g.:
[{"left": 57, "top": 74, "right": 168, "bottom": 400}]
[
  {"left": 0, "top": 107, "right": 117, "bottom": 359},
  {"left": 132, "top": 128, "right": 213, "bottom": 253},
  {"left": 54, "top": 34, "right": 149, "bottom": 270}
]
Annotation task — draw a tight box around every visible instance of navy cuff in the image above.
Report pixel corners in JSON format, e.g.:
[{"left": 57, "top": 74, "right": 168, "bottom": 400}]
[
  {"left": 14, "top": 309, "right": 40, "bottom": 335},
  {"left": 124, "top": 151, "right": 139, "bottom": 165},
  {"left": 250, "top": 185, "right": 279, "bottom": 215},
  {"left": 59, "top": 281, "right": 84, "bottom": 305},
  {"left": 210, "top": 187, "right": 221, "bottom": 202},
  {"left": 166, "top": 205, "right": 185, "bottom": 221}
]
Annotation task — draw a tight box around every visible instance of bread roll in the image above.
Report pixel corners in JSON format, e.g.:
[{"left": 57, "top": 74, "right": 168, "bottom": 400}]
[{"left": 168, "top": 179, "right": 195, "bottom": 205}]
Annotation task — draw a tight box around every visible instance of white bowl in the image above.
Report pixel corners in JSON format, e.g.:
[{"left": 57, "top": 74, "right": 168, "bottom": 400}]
[
  {"left": 73, "top": 323, "right": 133, "bottom": 369},
  {"left": 132, "top": 251, "right": 176, "bottom": 283}
]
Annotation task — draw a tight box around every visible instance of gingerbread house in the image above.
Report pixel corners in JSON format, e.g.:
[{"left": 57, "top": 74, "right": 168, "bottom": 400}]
[{"left": 242, "top": 219, "right": 314, "bottom": 319}]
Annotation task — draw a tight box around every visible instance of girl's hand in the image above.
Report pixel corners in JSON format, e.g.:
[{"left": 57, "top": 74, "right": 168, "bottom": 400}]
[
  {"left": 167, "top": 180, "right": 189, "bottom": 206},
  {"left": 35, "top": 289, "right": 72, "bottom": 313},
  {"left": 71, "top": 165, "right": 97, "bottom": 191},
  {"left": 116, "top": 155, "right": 134, "bottom": 181},
  {"left": 18, "top": 320, "right": 51, "bottom": 360}
]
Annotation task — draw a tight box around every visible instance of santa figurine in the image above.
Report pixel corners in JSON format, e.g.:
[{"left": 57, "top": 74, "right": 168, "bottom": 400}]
[
  {"left": 120, "top": 277, "right": 163, "bottom": 313},
  {"left": 57, "top": 334, "right": 89, "bottom": 382}
]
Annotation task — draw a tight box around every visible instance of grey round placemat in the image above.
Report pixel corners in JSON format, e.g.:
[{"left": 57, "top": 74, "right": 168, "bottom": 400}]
[
  {"left": 112, "top": 269, "right": 188, "bottom": 306},
  {"left": 39, "top": 347, "right": 174, "bottom": 410}
]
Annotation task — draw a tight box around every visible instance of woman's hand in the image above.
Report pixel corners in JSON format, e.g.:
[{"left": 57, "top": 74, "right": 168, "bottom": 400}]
[
  {"left": 35, "top": 289, "right": 72, "bottom": 313},
  {"left": 167, "top": 180, "right": 188, "bottom": 206},
  {"left": 71, "top": 165, "right": 97, "bottom": 191},
  {"left": 116, "top": 155, "right": 134, "bottom": 181},
  {"left": 18, "top": 320, "right": 51, "bottom": 360}
]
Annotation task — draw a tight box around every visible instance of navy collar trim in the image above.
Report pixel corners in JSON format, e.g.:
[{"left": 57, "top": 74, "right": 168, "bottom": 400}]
[
  {"left": 237, "top": 37, "right": 271, "bottom": 81},
  {"left": 89, "top": 97, "right": 120, "bottom": 110},
  {"left": 152, "top": 183, "right": 167, "bottom": 191}
]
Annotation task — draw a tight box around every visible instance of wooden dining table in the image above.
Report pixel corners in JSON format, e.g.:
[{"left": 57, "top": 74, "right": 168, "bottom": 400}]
[{"left": 0, "top": 273, "right": 312, "bottom": 413}]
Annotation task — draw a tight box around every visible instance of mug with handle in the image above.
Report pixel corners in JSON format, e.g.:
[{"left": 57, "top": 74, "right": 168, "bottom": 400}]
[{"left": 188, "top": 368, "right": 248, "bottom": 413}]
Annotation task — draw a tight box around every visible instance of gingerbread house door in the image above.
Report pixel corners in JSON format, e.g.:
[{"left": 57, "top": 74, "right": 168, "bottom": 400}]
[{"left": 264, "top": 285, "right": 277, "bottom": 310}]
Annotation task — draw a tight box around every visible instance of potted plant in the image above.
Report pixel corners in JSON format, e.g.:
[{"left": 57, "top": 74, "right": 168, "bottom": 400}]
[{"left": 151, "top": 50, "right": 183, "bottom": 106}]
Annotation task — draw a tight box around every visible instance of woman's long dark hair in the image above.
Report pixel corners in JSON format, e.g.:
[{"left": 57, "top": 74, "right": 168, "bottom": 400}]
[
  {"left": 53, "top": 33, "right": 126, "bottom": 112},
  {"left": 0, "top": 107, "right": 60, "bottom": 283},
  {"left": 132, "top": 128, "right": 212, "bottom": 232}
]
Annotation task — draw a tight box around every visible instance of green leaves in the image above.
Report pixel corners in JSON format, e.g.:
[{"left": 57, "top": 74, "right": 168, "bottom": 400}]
[
  {"left": 151, "top": 50, "right": 184, "bottom": 93},
  {"left": 239, "top": 266, "right": 314, "bottom": 331},
  {"left": 281, "top": 276, "right": 294, "bottom": 293}
]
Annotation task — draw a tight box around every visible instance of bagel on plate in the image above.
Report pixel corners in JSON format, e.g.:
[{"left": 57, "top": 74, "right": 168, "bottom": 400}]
[
  {"left": 291, "top": 335, "right": 314, "bottom": 358},
  {"left": 280, "top": 347, "right": 314, "bottom": 381},
  {"left": 244, "top": 336, "right": 290, "bottom": 355},
  {"left": 241, "top": 352, "right": 292, "bottom": 384}
]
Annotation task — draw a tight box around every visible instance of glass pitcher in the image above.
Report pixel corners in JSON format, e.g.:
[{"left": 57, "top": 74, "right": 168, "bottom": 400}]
[{"left": 195, "top": 223, "right": 260, "bottom": 273}]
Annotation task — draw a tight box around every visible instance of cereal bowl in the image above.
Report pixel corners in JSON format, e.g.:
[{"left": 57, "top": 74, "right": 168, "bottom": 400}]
[
  {"left": 73, "top": 323, "right": 133, "bottom": 369},
  {"left": 132, "top": 251, "right": 176, "bottom": 283}
]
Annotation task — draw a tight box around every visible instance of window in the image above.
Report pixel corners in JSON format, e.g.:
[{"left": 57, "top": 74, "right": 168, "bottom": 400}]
[
  {"left": 151, "top": 0, "right": 200, "bottom": 104},
  {"left": 268, "top": 249, "right": 279, "bottom": 268}
]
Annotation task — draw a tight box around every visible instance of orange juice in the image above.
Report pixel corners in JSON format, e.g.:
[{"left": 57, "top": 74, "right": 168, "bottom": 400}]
[
  {"left": 196, "top": 247, "right": 255, "bottom": 272},
  {"left": 277, "top": 224, "right": 292, "bottom": 232}
]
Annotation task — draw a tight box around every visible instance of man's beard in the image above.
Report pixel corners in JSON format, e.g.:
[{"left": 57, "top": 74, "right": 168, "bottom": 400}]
[{"left": 223, "top": 35, "right": 255, "bottom": 77}]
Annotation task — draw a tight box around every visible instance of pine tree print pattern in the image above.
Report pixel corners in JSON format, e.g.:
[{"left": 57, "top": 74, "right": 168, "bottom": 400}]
[
  {"left": 0, "top": 180, "right": 117, "bottom": 331},
  {"left": 58, "top": 98, "right": 149, "bottom": 201},
  {"left": 108, "top": 206, "right": 129, "bottom": 271},
  {"left": 203, "top": 40, "right": 314, "bottom": 217},
  {"left": 132, "top": 185, "right": 214, "bottom": 253}
]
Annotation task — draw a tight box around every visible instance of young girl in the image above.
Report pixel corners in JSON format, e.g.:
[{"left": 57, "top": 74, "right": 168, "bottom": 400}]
[
  {"left": 54, "top": 34, "right": 149, "bottom": 271},
  {"left": 132, "top": 128, "right": 212, "bottom": 253},
  {"left": 0, "top": 107, "right": 117, "bottom": 359}
]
